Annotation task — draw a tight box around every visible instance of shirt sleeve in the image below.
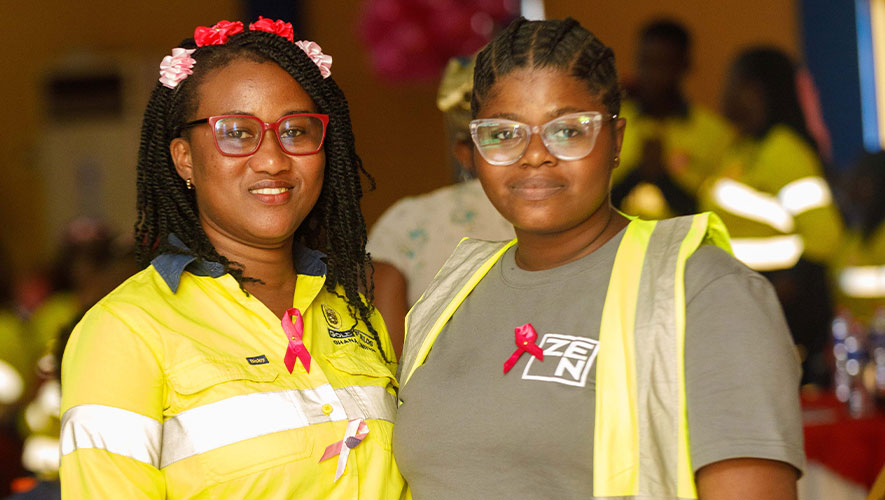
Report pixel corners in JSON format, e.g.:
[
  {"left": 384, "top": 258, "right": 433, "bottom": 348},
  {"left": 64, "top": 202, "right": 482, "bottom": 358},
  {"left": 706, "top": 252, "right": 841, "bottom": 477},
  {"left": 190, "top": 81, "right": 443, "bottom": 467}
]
[
  {"left": 60, "top": 302, "right": 166, "bottom": 499},
  {"left": 683, "top": 245, "right": 806, "bottom": 474}
]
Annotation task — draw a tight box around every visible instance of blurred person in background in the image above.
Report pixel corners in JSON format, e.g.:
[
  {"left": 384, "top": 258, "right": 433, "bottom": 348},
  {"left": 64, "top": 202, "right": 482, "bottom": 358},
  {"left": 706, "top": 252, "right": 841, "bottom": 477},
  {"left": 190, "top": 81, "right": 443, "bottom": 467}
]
[
  {"left": 612, "top": 18, "right": 734, "bottom": 220},
  {"left": 698, "top": 47, "right": 844, "bottom": 386},
  {"left": 0, "top": 246, "right": 28, "bottom": 496},
  {"left": 832, "top": 151, "right": 885, "bottom": 323},
  {"left": 27, "top": 217, "right": 118, "bottom": 370},
  {"left": 9, "top": 225, "right": 136, "bottom": 498},
  {"left": 367, "top": 55, "right": 513, "bottom": 357}
]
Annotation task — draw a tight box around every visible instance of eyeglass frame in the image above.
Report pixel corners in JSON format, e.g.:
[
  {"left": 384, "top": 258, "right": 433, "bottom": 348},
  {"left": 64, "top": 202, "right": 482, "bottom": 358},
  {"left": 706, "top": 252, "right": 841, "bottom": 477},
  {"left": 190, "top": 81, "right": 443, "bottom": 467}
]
[
  {"left": 468, "top": 111, "right": 618, "bottom": 166},
  {"left": 179, "top": 113, "right": 330, "bottom": 157}
]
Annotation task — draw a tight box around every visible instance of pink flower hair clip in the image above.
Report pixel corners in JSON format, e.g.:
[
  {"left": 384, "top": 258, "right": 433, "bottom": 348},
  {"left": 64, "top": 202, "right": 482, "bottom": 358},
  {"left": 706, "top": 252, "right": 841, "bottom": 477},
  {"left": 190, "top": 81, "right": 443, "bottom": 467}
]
[
  {"left": 295, "top": 40, "right": 333, "bottom": 79},
  {"left": 158, "top": 48, "right": 197, "bottom": 89}
]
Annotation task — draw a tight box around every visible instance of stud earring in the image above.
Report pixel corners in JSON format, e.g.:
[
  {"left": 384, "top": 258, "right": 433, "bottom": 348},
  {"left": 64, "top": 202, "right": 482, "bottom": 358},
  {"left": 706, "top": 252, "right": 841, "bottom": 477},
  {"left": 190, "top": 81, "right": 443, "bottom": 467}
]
[
  {"left": 186, "top": 178, "right": 193, "bottom": 190},
  {"left": 613, "top": 155, "right": 620, "bottom": 165}
]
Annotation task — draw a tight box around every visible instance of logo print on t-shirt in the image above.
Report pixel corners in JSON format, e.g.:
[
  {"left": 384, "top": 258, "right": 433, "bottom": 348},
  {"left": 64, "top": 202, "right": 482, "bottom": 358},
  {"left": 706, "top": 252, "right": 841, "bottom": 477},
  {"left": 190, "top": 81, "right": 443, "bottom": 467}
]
[{"left": 522, "top": 333, "right": 599, "bottom": 387}]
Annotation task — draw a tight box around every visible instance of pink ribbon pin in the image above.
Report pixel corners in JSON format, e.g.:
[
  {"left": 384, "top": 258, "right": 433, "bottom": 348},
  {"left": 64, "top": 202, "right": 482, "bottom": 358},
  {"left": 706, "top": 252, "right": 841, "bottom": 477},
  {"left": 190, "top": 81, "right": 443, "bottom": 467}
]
[
  {"left": 282, "top": 308, "right": 311, "bottom": 373},
  {"left": 319, "top": 419, "right": 369, "bottom": 481},
  {"left": 503, "top": 323, "right": 544, "bottom": 374}
]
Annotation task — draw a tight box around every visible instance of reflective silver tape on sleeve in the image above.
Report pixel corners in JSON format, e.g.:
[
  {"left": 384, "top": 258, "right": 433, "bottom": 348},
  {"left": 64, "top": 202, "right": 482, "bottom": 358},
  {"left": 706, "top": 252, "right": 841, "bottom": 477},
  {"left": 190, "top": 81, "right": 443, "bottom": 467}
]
[
  {"left": 839, "top": 265, "right": 885, "bottom": 298},
  {"left": 60, "top": 404, "right": 162, "bottom": 467},
  {"left": 161, "top": 383, "right": 395, "bottom": 468},
  {"left": 730, "top": 235, "right": 804, "bottom": 271},
  {"left": 778, "top": 176, "right": 832, "bottom": 215},
  {"left": 711, "top": 178, "right": 795, "bottom": 232},
  {"left": 22, "top": 435, "right": 60, "bottom": 475},
  {"left": 0, "top": 359, "right": 24, "bottom": 404}
]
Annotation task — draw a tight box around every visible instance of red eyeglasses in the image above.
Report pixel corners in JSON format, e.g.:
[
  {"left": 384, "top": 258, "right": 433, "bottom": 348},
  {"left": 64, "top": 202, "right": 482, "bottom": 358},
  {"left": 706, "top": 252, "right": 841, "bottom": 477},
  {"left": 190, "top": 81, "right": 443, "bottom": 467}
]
[{"left": 181, "top": 113, "right": 329, "bottom": 157}]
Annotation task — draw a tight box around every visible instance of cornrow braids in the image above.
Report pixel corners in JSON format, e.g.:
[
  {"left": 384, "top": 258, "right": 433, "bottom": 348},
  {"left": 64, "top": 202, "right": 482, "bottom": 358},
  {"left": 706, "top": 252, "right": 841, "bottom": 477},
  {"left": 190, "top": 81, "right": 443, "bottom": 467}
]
[
  {"left": 472, "top": 17, "right": 620, "bottom": 118},
  {"left": 135, "top": 27, "right": 389, "bottom": 362}
]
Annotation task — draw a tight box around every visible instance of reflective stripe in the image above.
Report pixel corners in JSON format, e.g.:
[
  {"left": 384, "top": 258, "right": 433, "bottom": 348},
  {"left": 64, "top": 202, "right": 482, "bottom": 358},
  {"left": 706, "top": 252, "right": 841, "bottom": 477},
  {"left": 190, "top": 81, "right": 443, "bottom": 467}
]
[
  {"left": 0, "top": 359, "right": 24, "bottom": 404},
  {"left": 60, "top": 405, "right": 162, "bottom": 467},
  {"left": 22, "top": 435, "right": 60, "bottom": 475},
  {"left": 161, "top": 384, "right": 394, "bottom": 468},
  {"left": 778, "top": 176, "right": 832, "bottom": 215},
  {"left": 711, "top": 178, "right": 794, "bottom": 232},
  {"left": 401, "top": 238, "right": 517, "bottom": 387},
  {"left": 839, "top": 265, "right": 885, "bottom": 298},
  {"left": 60, "top": 384, "right": 394, "bottom": 469},
  {"left": 25, "top": 380, "right": 61, "bottom": 432},
  {"left": 730, "top": 235, "right": 804, "bottom": 271}
]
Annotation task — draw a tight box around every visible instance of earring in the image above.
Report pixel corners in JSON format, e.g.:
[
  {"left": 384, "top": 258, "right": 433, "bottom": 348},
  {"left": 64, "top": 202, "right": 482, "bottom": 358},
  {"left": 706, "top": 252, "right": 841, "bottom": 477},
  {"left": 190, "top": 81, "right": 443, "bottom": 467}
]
[
  {"left": 613, "top": 155, "right": 620, "bottom": 165},
  {"left": 186, "top": 178, "right": 194, "bottom": 190}
]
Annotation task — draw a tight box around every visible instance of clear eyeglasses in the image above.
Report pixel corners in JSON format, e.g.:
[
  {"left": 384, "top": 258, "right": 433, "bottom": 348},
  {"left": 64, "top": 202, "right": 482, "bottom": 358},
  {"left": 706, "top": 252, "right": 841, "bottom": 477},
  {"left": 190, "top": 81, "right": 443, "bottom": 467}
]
[
  {"left": 181, "top": 113, "right": 329, "bottom": 157},
  {"left": 469, "top": 111, "right": 617, "bottom": 166}
]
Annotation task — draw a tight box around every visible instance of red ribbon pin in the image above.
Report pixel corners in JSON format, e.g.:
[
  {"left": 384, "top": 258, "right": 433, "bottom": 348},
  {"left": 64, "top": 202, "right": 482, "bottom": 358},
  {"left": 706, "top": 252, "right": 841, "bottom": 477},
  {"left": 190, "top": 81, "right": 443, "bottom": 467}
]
[
  {"left": 503, "top": 322, "right": 544, "bottom": 374},
  {"left": 282, "top": 307, "right": 311, "bottom": 373}
]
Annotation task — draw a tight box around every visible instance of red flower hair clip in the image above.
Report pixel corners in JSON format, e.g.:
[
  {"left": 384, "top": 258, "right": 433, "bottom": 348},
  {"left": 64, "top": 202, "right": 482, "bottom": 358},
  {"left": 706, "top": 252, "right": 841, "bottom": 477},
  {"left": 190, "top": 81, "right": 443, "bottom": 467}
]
[
  {"left": 194, "top": 20, "right": 244, "bottom": 47},
  {"left": 249, "top": 16, "right": 295, "bottom": 42}
]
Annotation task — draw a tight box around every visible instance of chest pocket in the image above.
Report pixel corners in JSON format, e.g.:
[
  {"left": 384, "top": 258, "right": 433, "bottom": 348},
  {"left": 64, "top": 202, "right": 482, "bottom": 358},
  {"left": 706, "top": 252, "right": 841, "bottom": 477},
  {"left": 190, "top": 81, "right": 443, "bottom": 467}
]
[
  {"left": 164, "top": 357, "right": 314, "bottom": 487},
  {"left": 323, "top": 351, "right": 397, "bottom": 451}
]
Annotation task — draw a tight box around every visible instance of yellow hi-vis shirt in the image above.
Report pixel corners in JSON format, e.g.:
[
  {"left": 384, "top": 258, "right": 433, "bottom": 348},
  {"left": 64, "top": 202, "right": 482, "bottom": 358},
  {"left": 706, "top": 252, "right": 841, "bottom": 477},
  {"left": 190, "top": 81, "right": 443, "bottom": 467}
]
[
  {"left": 699, "top": 125, "right": 843, "bottom": 271},
  {"left": 832, "top": 222, "right": 885, "bottom": 322},
  {"left": 614, "top": 100, "right": 735, "bottom": 220},
  {"left": 60, "top": 241, "right": 405, "bottom": 499}
]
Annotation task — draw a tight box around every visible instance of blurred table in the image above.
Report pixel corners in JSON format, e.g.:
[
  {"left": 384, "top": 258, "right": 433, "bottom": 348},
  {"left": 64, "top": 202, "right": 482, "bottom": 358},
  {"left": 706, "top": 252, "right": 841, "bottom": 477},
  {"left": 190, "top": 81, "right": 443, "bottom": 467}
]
[{"left": 798, "top": 391, "right": 885, "bottom": 500}]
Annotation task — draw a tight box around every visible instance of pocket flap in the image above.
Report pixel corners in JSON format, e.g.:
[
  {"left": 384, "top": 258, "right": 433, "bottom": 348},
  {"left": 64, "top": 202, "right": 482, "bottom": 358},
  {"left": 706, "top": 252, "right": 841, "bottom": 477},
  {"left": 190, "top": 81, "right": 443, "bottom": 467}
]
[
  {"left": 324, "top": 351, "right": 397, "bottom": 386},
  {"left": 168, "top": 357, "right": 279, "bottom": 395}
]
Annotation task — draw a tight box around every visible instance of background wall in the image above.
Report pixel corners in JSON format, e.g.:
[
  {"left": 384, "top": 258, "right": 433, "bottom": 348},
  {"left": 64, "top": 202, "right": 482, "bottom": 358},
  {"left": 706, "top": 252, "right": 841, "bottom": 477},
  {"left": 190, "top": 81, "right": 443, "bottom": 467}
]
[{"left": 0, "top": 0, "right": 801, "bottom": 275}]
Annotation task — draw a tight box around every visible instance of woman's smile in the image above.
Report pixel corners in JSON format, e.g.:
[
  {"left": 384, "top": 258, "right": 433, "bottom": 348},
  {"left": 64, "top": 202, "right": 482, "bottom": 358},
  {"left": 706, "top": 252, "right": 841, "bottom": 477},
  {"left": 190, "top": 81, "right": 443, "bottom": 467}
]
[{"left": 248, "top": 180, "right": 295, "bottom": 204}]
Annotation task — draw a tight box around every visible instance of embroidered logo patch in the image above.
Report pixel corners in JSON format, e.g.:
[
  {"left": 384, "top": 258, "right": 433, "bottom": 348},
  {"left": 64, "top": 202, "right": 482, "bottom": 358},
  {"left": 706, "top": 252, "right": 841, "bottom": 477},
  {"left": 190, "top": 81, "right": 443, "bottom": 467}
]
[
  {"left": 328, "top": 328, "right": 355, "bottom": 339},
  {"left": 322, "top": 304, "right": 342, "bottom": 329},
  {"left": 522, "top": 333, "right": 599, "bottom": 387},
  {"left": 246, "top": 355, "right": 269, "bottom": 365},
  {"left": 329, "top": 328, "right": 377, "bottom": 352}
]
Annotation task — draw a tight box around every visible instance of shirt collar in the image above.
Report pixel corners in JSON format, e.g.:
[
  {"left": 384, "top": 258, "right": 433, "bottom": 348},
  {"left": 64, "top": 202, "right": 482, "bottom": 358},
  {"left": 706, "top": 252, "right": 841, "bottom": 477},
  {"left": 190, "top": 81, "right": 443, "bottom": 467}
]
[{"left": 151, "top": 234, "right": 327, "bottom": 293}]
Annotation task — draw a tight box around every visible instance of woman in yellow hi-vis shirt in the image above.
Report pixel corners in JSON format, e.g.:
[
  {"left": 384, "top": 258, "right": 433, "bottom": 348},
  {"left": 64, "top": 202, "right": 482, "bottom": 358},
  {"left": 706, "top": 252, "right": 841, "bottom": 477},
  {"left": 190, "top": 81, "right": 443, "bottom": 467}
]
[
  {"left": 59, "top": 18, "right": 404, "bottom": 499},
  {"left": 698, "top": 47, "right": 844, "bottom": 386},
  {"left": 394, "top": 17, "right": 804, "bottom": 500}
]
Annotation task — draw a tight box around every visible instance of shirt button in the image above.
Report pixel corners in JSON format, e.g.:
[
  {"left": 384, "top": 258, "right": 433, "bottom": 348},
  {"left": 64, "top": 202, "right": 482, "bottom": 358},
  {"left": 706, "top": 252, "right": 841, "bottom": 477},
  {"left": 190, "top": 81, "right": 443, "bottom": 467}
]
[{"left": 321, "top": 403, "right": 333, "bottom": 415}]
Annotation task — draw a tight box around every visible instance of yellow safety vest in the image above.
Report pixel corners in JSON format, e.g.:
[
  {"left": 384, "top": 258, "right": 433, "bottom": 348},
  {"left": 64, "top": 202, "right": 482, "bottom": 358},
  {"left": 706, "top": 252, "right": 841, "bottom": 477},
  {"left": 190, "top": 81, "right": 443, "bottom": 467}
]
[{"left": 400, "top": 213, "right": 731, "bottom": 499}]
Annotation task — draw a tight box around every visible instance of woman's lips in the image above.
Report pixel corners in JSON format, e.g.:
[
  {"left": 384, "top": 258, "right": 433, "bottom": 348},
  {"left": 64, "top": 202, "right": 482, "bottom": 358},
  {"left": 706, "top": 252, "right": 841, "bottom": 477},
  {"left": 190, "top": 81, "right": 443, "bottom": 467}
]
[
  {"left": 248, "top": 181, "right": 294, "bottom": 203},
  {"left": 510, "top": 177, "right": 565, "bottom": 200}
]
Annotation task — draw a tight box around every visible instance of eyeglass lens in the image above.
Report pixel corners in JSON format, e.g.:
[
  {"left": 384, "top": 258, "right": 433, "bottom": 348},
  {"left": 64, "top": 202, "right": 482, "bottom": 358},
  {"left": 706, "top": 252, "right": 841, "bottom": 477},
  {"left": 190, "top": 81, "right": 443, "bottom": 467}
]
[
  {"left": 471, "top": 112, "right": 606, "bottom": 165},
  {"left": 214, "top": 115, "right": 325, "bottom": 156}
]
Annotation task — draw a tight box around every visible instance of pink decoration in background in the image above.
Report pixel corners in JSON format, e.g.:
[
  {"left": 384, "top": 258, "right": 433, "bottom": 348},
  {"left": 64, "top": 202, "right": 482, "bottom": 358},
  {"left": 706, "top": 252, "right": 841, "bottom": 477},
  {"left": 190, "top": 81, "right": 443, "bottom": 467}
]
[
  {"left": 282, "top": 308, "right": 312, "bottom": 373},
  {"left": 296, "top": 40, "right": 333, "bottom": 79},
  {"left": 158, "top": 48, "right": 197, "bottom": 89},
  {"left": 359, "top": 0, "right": 519, "bottom": 82},
  {"left": 503, "top": 322, "right": 544, "bottom": 373}
]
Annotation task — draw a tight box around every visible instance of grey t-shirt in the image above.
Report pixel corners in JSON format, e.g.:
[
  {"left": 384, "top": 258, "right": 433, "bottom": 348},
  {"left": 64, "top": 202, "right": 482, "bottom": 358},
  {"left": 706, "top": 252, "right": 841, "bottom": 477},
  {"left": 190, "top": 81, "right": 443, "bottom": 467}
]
[{"left": 393, "top": 229, "right": 805, "bottom": 500}]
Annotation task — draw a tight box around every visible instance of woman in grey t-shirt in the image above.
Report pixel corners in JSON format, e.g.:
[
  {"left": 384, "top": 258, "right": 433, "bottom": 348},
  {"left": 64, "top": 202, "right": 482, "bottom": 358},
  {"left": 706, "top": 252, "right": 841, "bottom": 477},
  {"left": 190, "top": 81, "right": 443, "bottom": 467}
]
[{"left": 394, "top": 16, "right": 803, "bottom": 500}]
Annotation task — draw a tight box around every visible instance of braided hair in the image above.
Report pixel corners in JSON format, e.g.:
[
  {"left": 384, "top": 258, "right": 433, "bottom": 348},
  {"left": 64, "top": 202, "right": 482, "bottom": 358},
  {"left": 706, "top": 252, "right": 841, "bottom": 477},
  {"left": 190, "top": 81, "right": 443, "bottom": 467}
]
[
  {"left": 135, "top": 26, "right": 389, "bottom": 362},
  {"left": 472, "top": 17, "right": 620, "bottom": 117}
]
